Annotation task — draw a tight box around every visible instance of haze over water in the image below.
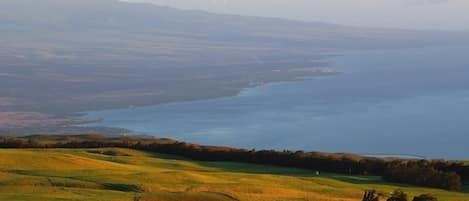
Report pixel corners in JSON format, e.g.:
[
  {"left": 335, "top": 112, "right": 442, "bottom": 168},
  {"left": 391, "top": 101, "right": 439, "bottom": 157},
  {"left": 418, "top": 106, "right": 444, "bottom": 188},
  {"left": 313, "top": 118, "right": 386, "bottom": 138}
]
[{"left": 85, "top": 47, "right": 469, "bottom": 159}]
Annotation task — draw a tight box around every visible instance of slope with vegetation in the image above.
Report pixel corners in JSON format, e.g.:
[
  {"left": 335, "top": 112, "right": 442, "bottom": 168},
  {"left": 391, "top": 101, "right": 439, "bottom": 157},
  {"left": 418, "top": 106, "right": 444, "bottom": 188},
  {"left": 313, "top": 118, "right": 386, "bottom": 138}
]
[
  {"left": 0, "top": 134, "right": 468, "bottom": 201},
  {"left": 0, "top": 148, "right": 467, "bottom": 201},
  {"left": 1, "top": 135, "right": 467, "bottom": 191}
]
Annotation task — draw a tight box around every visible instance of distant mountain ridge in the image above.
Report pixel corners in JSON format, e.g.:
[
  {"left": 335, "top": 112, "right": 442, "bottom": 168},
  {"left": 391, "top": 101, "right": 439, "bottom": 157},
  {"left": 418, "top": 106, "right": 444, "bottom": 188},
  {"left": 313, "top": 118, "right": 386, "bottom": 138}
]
[{"left": 2, "top": 0, "right": 468, "bottom": 50}]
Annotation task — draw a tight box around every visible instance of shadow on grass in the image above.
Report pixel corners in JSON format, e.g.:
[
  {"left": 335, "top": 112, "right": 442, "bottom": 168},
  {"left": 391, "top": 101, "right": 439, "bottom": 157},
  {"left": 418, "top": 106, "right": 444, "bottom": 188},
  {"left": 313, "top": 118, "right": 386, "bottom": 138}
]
[
  {"left": 148, "top": 154, "right": 397, "bottom": 186},
  {"left": 197, "top": 161, "right": 411, "bottom": 187},
  {"left": 103, "top": 183, "right": 144, "bottom": 192},
  {"left": 146, "top": 152, "right": 468, "bottom": 191}
]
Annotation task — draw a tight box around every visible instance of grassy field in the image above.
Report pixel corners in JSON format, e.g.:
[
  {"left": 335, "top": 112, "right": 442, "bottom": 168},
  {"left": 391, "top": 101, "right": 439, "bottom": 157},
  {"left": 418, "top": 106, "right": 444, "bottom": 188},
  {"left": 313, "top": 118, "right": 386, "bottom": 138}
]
[{"left": 0, "top": 148, "right": 467, "bottom": 201}]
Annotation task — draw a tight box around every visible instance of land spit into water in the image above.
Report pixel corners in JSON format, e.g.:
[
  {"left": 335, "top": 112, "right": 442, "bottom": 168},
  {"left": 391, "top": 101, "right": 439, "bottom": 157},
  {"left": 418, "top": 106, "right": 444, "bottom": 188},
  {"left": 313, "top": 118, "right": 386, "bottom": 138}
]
[{"left": 0, "top": 64, "right": 337, "bottom": 135}]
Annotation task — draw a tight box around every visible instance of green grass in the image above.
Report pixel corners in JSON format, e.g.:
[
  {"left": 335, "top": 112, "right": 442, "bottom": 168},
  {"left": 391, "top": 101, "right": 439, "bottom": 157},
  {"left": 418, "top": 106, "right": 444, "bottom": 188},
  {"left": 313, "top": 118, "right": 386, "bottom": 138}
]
[{"left": 0, "top": 148, "right": 467, "bottom": 201}]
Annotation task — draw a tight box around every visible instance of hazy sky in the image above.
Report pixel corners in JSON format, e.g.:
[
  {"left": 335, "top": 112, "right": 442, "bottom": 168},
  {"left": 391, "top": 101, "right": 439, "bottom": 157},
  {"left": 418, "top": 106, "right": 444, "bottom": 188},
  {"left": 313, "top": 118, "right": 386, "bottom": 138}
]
[{"left": 123, "top": 0, "right": 469, "bottom": 30}]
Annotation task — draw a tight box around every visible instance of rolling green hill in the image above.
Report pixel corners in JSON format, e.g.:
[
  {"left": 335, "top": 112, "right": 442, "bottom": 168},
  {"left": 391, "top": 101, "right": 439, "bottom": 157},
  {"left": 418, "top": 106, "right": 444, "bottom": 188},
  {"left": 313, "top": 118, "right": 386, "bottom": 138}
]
[{"left": 0, "top": 148, "right": 467, "bottom": 201}]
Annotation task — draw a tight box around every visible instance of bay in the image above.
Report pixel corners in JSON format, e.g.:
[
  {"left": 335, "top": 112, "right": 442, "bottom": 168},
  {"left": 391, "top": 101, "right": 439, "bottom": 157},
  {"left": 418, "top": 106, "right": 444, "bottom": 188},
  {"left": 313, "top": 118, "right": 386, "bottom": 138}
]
[{"left": 85, "top": 47, "right": 469, "bottom": 159}]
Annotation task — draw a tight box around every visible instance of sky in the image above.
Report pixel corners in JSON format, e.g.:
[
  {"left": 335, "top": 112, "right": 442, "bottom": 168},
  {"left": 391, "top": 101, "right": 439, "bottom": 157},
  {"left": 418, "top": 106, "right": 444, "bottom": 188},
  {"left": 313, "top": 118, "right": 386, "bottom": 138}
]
[{"left": 123, "top": 0, "right": 469, "bottom": 31}]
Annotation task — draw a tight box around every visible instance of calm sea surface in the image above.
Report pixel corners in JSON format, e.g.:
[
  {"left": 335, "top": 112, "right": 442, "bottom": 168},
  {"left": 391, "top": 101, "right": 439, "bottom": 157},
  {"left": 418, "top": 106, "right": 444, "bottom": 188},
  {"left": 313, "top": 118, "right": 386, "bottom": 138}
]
[{"left": 85, "top": 47, "right": 469, "bottom": 159}]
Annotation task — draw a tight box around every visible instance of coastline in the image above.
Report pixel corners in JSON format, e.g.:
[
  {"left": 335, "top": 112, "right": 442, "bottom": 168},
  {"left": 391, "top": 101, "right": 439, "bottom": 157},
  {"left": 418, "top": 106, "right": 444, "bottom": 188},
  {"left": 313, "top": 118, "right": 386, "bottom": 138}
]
[
  {"left": 75, "top": 47, "right": 469, "bottom": 160},
  {"left": 79, "top": 70, "right": 340, "bottom": 121},
  {"left": 0, "top": 68, "right": 339, "bottom": 136}
]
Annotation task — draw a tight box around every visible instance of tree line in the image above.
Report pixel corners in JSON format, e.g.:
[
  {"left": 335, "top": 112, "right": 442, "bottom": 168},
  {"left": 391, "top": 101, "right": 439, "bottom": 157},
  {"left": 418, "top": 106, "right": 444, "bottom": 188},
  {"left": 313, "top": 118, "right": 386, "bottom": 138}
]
[{"left": 0, "top": 135, "right": 467, "bottom": 191}]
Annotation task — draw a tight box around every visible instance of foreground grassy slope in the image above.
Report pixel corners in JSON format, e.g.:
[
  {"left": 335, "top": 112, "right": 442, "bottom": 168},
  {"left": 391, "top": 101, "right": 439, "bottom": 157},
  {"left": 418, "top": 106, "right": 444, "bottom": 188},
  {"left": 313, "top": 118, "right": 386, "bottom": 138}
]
[{"left": 0, "top": 148, "right": 467, "bottom": 201}]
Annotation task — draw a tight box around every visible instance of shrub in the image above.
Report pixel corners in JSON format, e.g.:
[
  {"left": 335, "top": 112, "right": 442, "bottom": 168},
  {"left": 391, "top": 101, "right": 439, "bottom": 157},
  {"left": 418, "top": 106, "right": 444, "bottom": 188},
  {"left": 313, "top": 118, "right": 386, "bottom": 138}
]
[
  {"left": 387, "top": 189, "right": 407, "bottom": 201},
  {"left": 363, "top": 190, "right": 380, "bottom": 201}
]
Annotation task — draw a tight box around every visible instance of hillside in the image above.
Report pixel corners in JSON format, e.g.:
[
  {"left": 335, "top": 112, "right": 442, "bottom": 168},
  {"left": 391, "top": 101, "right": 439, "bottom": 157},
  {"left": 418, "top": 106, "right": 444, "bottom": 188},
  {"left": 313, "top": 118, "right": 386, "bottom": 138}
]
[{"left": 0, "top": 148, "right": 467, "bottom": 201}]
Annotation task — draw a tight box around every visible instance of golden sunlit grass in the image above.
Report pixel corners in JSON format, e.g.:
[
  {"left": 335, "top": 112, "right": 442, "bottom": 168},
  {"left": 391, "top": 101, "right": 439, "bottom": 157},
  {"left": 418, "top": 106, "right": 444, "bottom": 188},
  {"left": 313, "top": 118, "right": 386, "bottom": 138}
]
[{"left": 0, "top": 148, "right": 467, "bottom": 201}]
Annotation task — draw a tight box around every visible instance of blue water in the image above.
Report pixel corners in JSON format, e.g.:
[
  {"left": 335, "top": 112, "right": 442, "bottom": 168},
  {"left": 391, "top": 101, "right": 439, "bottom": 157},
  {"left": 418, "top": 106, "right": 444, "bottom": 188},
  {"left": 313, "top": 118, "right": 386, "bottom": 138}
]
[{"left": 85, "top": 47, "right": 469, "bottom": 159}]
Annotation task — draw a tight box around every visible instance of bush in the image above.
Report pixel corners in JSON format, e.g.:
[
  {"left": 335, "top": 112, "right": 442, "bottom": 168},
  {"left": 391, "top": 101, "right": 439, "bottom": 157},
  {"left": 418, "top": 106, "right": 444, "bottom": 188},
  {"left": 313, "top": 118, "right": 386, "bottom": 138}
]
[
  {"left": 387, "top": 189, "right": 407, "bottom": 201},
  {"left": 362, "top": 190, "right": 380, "bottom": 201}
]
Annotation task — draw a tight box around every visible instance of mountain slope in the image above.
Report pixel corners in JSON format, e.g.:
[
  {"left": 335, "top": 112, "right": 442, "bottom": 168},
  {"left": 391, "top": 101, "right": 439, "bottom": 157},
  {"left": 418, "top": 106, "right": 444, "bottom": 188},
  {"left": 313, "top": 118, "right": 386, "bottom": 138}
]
[{"left": 0, "top": 148, "right": 467, "bottom": 201}]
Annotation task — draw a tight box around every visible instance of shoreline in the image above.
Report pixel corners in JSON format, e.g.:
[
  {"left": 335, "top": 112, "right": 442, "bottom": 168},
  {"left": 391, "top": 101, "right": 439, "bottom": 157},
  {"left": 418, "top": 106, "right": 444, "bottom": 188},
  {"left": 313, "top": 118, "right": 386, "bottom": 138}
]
[
  {"left": 78, "top": 71, "right": 340, "bottom": 122},
  {"left": 78, "top": 70, "right": 340, "bottom": 114},
  {"left": 0, "top": 69, "right": 339, "bottom": 136}
]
